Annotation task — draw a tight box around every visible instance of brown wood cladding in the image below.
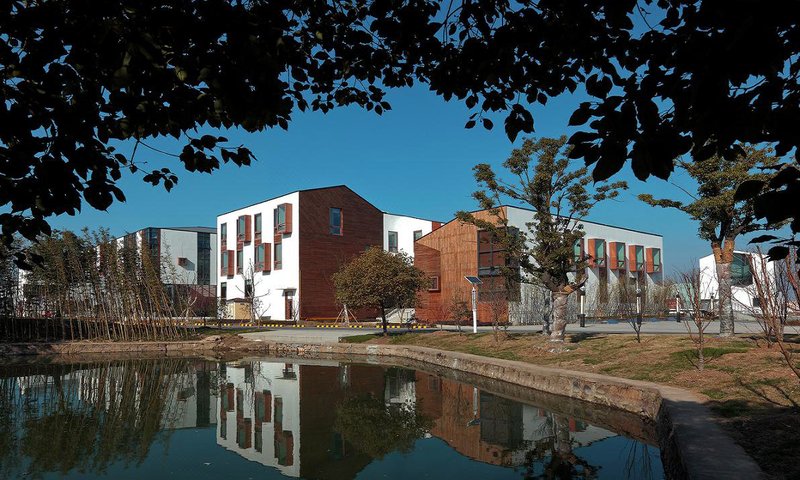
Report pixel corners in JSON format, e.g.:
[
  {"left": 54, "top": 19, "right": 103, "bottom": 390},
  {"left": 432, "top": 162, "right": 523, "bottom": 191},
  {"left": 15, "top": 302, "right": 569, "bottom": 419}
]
[
  {"left": 298, "top": 186, "right": 383, "bottom": 320},
  {"left": 414, "top": 208, "right": 506, "bottom": 323}
]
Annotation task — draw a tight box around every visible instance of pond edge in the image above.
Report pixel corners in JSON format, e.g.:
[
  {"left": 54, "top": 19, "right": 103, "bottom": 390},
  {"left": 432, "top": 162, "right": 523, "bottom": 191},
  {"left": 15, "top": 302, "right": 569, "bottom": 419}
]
[{"left": 0, "top": 337, "right": 766, "bottom": 480}]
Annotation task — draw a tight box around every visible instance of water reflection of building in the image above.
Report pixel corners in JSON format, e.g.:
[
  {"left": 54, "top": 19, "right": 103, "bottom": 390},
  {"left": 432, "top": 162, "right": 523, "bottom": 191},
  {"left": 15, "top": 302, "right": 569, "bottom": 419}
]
[
  {"left": 217, "top": 361, "right": 303, "bottom": 477},
  {"left": 414, "top": 372, "right": 614, "bottom": 467}
]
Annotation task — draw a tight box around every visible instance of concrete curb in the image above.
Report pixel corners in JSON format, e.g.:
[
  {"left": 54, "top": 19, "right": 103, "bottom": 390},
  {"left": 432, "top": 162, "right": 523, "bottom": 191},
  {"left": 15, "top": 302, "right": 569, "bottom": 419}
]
[{"left": 233, "top": 340, "right": 765, "bottom": 480}]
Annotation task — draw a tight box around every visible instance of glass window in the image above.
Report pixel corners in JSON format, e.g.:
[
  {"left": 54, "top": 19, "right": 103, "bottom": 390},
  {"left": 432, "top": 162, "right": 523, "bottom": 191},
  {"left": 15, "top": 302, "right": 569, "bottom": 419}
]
[
  {"left": 237, "top": 216, "right": 245, "bottom": 239},
  {"left": 594, "top": 239, "right": 606, "bottom": 262},
  {"left": 731, "top": 253, "right": 753, "bottom": 287},
  {"left": 221, "top": 252, "right": 228, "bottom": 270},
  {"left": 275, "top": 205, "right": 286, "bottom": 232},
  {"left": 388, "top": 231, "right": 398, "bottom": 252},
  {"left": 221, "top": 282, "right": 227, "bottom": 299},
  {"left": 245, "top": 279, "right": 253, "bottom": 298},
  {"left": 221, "top": 223, "right": 227, "bottom": 244},
  {"left": 573, "top": 239, "right": 583, "bottom": 263},
  {"left": 254, "top": 213, "right": 262, "bottom": 234},
  {"left": 616, "top": 243, "right": 626, "bottom": 268},
  {"left": 636, "top": 246, "right": 645, "bottom": 266},
  {"left": 330, "top": 208, "right": 342, "bottom": 235},
  {"left": 274, "top": 243, "right": 282, "bottom": 269},
  {"left": 413, "top": 230, "right": 423, "bottom": 241},
  {"left": 255, "top": 243, "right": 264, "bottom": 267},
  {"left": 197, "top": 232, "right": 211, "bottom": 285},
  {"left": 236, "top": 249, "right": 243, "bottom": 273}
]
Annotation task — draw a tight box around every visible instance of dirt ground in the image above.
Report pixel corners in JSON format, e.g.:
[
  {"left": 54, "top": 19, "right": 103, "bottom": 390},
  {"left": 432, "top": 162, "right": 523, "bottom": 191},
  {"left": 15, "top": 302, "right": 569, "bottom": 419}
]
[{"left": 351, "top": 330, "right": 800, "bottom": 479}]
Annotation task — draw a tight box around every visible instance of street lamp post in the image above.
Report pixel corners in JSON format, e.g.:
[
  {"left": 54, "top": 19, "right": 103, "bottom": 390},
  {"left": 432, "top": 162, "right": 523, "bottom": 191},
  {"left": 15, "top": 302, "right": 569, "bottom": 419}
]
[
  {"left": 633, "top": 273, "right": 642, "bottom": 327},
  {"left": 464, "top": 276, "right": 482, "bottom": 334},
  {"left": 579, "top": 285, "right": 586, "bottom": 328},
  {"left": 675, "top": 293, "right": 682, "bottom": 322}
]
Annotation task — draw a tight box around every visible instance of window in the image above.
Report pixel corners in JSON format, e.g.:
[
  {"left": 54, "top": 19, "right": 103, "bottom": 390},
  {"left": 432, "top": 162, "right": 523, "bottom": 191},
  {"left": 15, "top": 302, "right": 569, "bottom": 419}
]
[
  {"left": 731, "top": 253, "right": 753, "bottom": 287},
  {"left": 255, "top": 243, "right": 264, "bottom": 270},
  {"left": 388, "top": 231, "right": 398, "bottom": 252},
  {"left": 254, "top": 213, "right": 262, "bottom": 240},
  {"left": 221, "top": 223, "right": 227, "bottom": 248},
  {"left": 221, "top": 251, "right": 229, "bottom": 274},
  {"left": 615, "top": 242, "right": 626, "bottom": 269},
  {"left": 197, "top": 232, "right": 210, "bottom": 285},
  {"left": 274, "top": 242, "right": 282, "bottom": 270},
  {"left": 413, "top": 230, "right": 423, "bottom": 241},
  {"left": 274, "top": 204, "right": 292, "bottom": 234},
  {"left": 237, "top": 216, "right": 246, "bottom": 240},
  {"left": 478, "top": 230, "right": 506, "bottom": 276},
  {"left": 221, "top": 282, "right": 227, "bottom": 300},
  {"left": 428, "top": 275, "right": 440, "bottom": 291},
  {"left": 330, "top": 207, "right": 342, "bottom": 235},
  {"left": 573, "top": 239, "right": 584, "bottom": 265},
  {"left": 752, "top": 297, "right": 761, "bottom": 308},
  {"left": 245, "top": 279, "right": 253, "bottom": 298},
  {"left": 236, "top": 249, "right": 243, "bottom": 274}
]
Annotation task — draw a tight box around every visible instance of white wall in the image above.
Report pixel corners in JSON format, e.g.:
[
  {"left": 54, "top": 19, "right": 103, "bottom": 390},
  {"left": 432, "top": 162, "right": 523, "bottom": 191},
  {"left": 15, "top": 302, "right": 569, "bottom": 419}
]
[
  {"left": 383, "top": 213, "right": 436, "bottom": 259},
  {"left": 159, "top": 229, "right": 217, "bottom": 285},
  {"left": 216, "top": 362, "right": 302, "bottom": 478},
  {"left": 505, "top": 207, "right": 664, "bottom": 322},
  {"left": 699, "top": 251, "right": 774, "bottom": 312},
  {"left": 217, "top": 192, "right": 300, "bottom": 320}
]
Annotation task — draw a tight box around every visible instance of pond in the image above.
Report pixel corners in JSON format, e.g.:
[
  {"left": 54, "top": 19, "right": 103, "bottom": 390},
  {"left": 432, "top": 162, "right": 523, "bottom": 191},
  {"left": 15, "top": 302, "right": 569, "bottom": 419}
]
[{"left": 0, "top": 358, "right": 664, "bottom": 479}]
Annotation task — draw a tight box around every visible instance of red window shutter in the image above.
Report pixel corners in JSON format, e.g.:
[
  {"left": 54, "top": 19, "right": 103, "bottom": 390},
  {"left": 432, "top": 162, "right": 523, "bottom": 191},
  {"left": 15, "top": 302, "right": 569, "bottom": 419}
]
[
  {"left": 646, "top": 247, "right": 655, "bottom": 273},
  {"left": 263, "top": 243, "right": 271, "bottom": 272},
  {"left": 587, "top": 239, "right": 596, "bottom": 267},
  {"left": 628, "top": 245, "right": 637, "bottom": 271},
  {"left": 244, "top": 215, "right": 252, "bottom": 243},
  {"left": 227, "top": 250, "right": 235, "bottom": 276},
  {"left": 608, "top": 242, "right": 618, "bottom": 269},
  {"left": 283, "top": 204, "right": 292, "bottom": 235}
]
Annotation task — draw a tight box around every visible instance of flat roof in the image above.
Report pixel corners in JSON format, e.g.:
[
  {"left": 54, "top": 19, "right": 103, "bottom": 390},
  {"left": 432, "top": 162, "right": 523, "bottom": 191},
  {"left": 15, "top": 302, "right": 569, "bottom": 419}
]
[
  {"left": 415, "top": 205, "right": 662, "bottom": 242},
  {"left": 504, "top": 205, "right": 663, "bottom": 237}
]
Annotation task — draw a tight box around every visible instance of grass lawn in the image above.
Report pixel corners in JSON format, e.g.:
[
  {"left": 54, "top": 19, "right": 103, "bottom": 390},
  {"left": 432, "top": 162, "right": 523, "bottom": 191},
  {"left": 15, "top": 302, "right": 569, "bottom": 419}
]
[{"left": 344, "top": 330, "right": 800, "bottom": 479}]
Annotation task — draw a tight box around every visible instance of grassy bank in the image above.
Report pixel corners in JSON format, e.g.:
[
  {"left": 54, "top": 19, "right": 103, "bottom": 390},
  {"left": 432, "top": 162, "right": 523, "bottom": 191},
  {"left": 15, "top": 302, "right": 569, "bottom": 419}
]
[{"left": 344, "top": 330, "right": 800, "bottom": 479}]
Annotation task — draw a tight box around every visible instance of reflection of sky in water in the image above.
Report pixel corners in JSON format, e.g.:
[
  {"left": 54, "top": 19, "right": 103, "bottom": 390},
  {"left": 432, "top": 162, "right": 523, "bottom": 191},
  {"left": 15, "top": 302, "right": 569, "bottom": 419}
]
[{"left": 2, "top": 360, "right": 664, "bottom": 480}]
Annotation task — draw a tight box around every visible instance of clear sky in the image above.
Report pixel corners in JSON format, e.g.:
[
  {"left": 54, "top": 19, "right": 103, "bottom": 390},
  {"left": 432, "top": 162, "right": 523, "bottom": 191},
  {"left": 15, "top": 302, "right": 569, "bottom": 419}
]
[{"left": 47, "top": 85, "right": 773, "bottom": 274}]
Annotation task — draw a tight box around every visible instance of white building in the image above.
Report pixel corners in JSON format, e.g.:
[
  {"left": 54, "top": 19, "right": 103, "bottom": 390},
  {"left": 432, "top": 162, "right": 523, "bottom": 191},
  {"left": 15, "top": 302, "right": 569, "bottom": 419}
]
[
  {"left": 116, "top": 226, "right": 217, "bottom": 286},
  {"left": 216, "top": 186, "right": 440, "bottom": 321},
  {"left": 416, "top": 205, "right": 664, "bottom": 323},
  {"left": 699, "top": 251, "right": 774, "bottom": 313}
]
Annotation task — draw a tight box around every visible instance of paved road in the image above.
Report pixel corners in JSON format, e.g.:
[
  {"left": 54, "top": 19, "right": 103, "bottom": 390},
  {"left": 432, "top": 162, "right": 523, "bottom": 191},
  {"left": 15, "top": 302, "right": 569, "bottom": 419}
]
[{"left": 238, "top": 319, "right": 798, "bottom": 343}]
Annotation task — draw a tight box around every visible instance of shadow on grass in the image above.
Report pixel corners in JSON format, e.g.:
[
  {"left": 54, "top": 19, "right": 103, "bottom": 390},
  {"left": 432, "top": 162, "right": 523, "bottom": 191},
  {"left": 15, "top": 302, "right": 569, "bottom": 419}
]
[{"left": 568, "top": 332, "right": 604, "bottom": 343}]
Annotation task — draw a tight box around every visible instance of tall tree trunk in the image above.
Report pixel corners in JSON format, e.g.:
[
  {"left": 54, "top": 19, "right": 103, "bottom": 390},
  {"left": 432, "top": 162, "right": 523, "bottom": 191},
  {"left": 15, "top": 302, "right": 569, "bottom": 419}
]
[
  {"left": 379, "top": 301, "right": 388, "bottom": 336},
  {"left": 713, "top": 239, "right": 736, "bottom": 336},
  {"left": 549, "top": 291, "right": 570, "bottom": 342}
]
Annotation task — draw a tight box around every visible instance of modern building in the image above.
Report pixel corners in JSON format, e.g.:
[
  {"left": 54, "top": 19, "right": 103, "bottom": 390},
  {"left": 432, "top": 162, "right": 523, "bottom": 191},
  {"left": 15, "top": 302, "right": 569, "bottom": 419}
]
[
  {"left": 116, "top": 226, "right": 217, "bottom": 286},
  {"left": 216, "top": 186, "right": 440, "bottom": 321},
  {"left": 414, "top": 206, "right": 664, "bottom": 324},
  {"left": 699, "top": 251, "right": 773, "bottom": 313}
]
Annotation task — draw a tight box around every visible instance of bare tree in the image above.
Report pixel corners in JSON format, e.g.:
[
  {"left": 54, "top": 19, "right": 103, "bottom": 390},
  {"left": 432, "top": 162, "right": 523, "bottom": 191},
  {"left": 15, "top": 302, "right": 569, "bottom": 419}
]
[
  {"left": 744, "top": 249, "right": 800, "bottom": 381},
  {"left": 236, "top": 261, "right": 271, "bottom": 324},
  {"left": 677, "top": 267, "right": 715, "bottom": 371}
]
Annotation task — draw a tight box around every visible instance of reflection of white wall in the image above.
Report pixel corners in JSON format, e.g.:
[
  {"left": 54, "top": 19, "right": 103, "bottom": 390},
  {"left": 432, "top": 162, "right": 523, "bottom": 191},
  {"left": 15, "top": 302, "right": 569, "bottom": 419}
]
[
  {"left": 216, "top": 362, "right": 302, "bottom": 478},
  {"left": 384, "top": 371, "right": 416, "bottom": 409},
  {"left": 510, "top": 405, "right": 615, "bottom": 465},
  {"left": 699, "top": 251, "right": 775, "bottom": 313}
]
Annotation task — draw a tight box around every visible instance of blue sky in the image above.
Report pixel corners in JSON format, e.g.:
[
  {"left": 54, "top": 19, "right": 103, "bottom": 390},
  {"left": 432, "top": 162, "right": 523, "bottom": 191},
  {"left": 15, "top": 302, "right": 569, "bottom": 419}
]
[{"left": 48, "top": 85, "right": 759, "bottom": 273}]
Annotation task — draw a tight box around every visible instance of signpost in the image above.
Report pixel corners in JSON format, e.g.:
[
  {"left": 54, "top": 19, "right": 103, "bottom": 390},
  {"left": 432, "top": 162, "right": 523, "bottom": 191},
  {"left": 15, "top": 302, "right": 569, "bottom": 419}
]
[{"left": 464, "top": 276, "right": 482, "bottom": 334}]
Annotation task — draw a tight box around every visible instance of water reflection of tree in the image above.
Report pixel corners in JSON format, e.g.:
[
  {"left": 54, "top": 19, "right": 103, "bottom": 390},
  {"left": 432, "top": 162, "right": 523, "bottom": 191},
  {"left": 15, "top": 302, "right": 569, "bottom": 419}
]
[
  {"left": 0, "top": 359, "right": 196, "bottom": 478},
  {"left": 334, "top": 393, "right": 431, "bottom": 459},
  {"left": 522, "top": 414, "right": 599, "bottom": 479}
]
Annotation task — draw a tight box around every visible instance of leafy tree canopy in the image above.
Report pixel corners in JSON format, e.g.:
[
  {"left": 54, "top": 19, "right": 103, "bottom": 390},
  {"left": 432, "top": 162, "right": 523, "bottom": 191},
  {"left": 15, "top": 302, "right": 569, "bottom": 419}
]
[
  {"left": 332, "top": 246, "right": 427, "bottom": 314},
  {"left": 4, "top": 1, "right": 800, "bottom": 253},
  {"left": 639, "top": 145, "right": 780, "bottom": 253}
]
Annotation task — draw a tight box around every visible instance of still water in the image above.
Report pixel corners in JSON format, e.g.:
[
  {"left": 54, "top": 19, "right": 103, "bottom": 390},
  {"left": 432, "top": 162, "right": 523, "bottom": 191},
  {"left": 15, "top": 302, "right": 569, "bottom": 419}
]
[{"left": 0, "top": 358, "right": 664, "bottom": 479}]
